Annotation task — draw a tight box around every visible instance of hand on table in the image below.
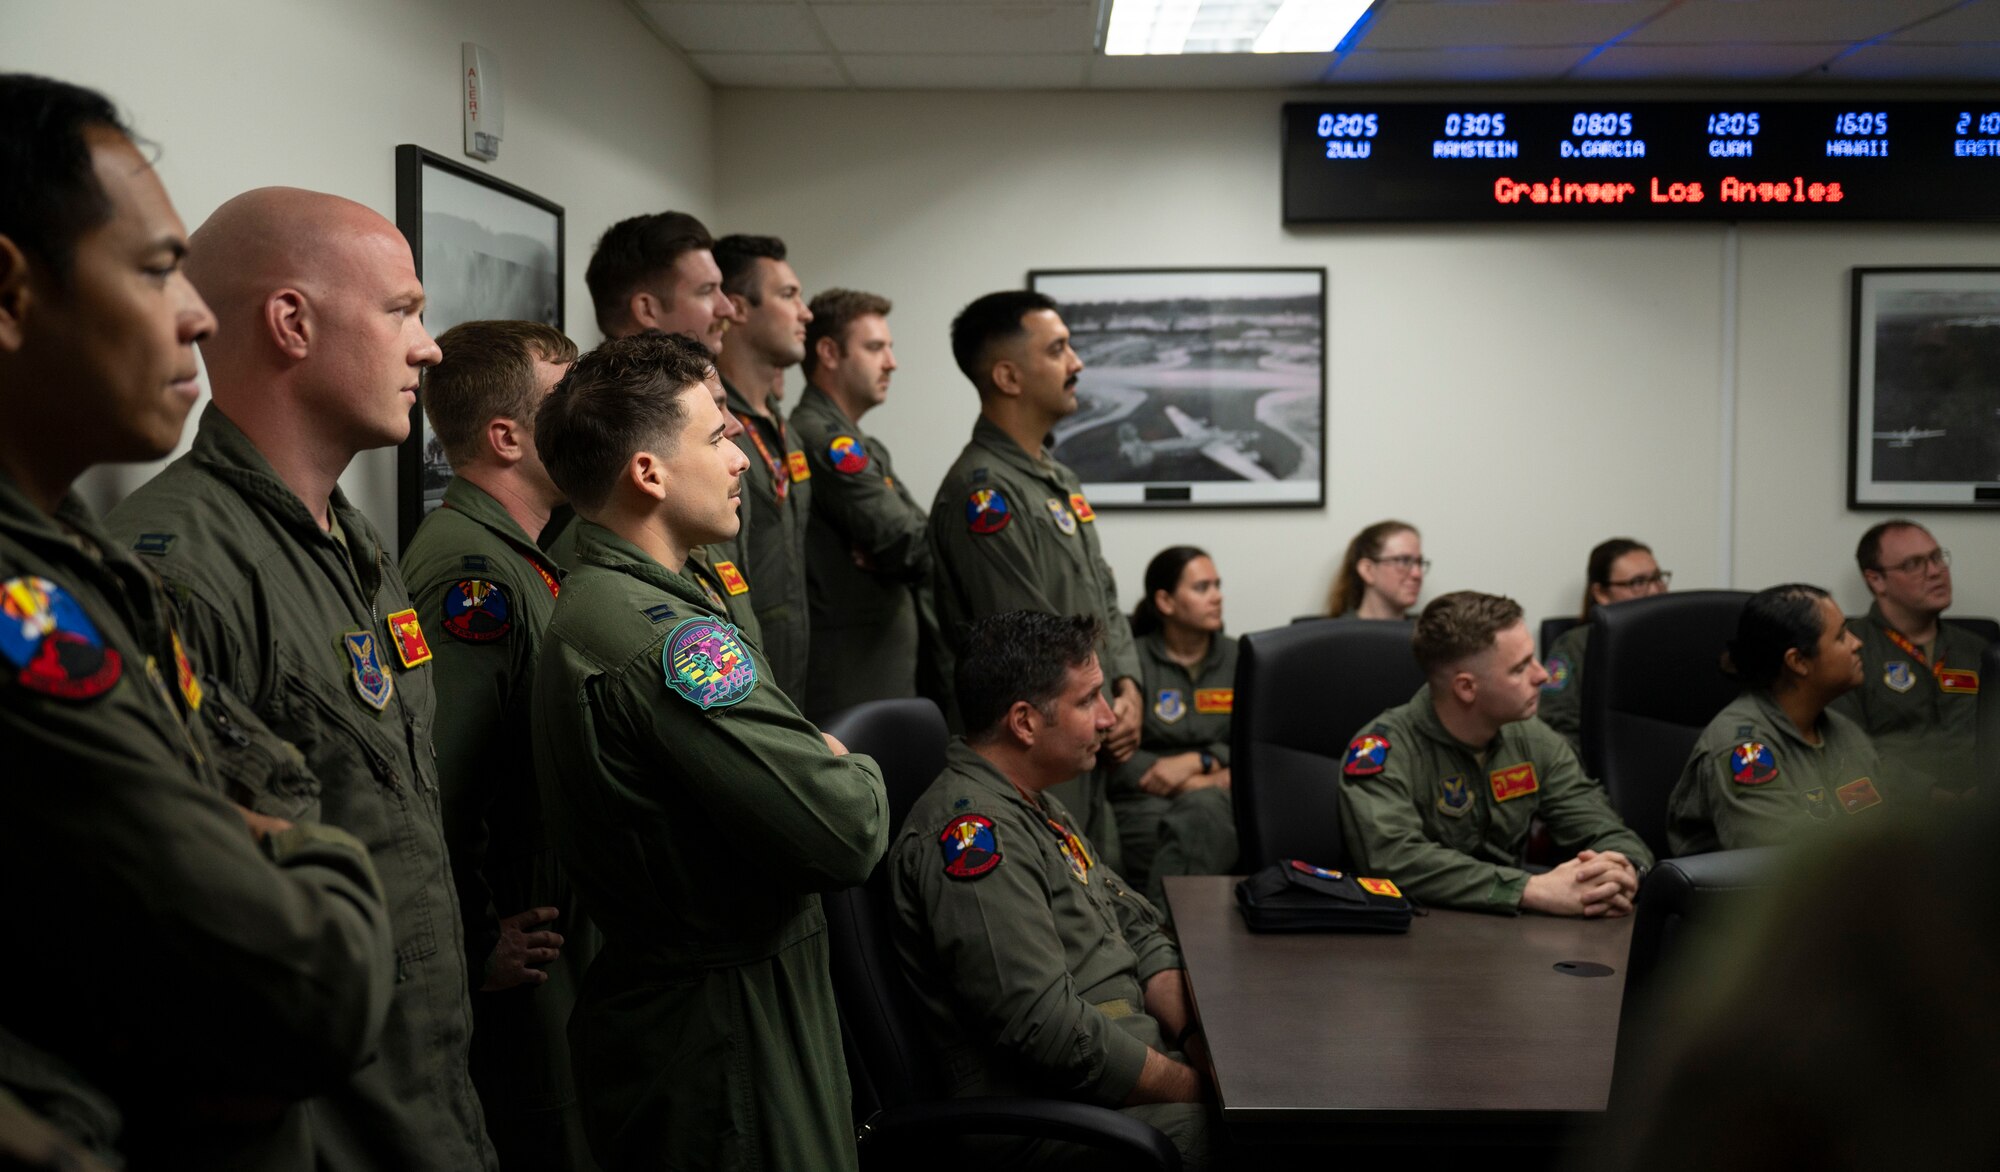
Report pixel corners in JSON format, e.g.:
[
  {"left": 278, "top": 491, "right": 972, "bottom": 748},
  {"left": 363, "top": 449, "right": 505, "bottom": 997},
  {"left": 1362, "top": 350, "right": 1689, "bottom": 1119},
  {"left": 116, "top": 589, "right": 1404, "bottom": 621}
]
[{"left": 1520, "top": 849, "right": 1639, "bottom": 918}]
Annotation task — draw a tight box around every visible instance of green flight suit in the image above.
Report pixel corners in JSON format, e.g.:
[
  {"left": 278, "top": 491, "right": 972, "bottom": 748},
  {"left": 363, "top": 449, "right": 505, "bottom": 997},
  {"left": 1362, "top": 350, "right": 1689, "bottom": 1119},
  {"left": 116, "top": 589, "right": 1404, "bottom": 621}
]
[
  {"left": 1828, "top": 603, "right": 1989, "bottom": 797},
  {"left": 549, "top": 518, "right": 761, "bottom": 646},
  {"left": 725, "top": 380, "right": 812, "bottom": 701},
  {"left": 1108, "top": 631, "right": 1240, "bottom": 900},
  {"left": 106, "top": 405, "right": 495, "bottom": 1170},
  {"left": 531, "top": 521, "right": 888, "bottom": 1171},
  {"left": 891, "top": 740, "right": 1211, "bottom": 1170},
  {"left": 3, "top": 471, "right": 394, "bottom": 1168},
  {"left": 402, "top": 476, "right": 599, "bottom": 1172},
  {"left": 927, "top": 416, "right": 1142, "bottom": 870},
  {"left": 1338, "top": 686, "right": 1654, "bottom": 913},
  {"left": 1538, "top": 622, "right": 1590, "bottom": 755},
  {"left": 789, "top": 385, "right": 931, "bottom": 719},
  {"left": 1668, "top": 689, "right": 1889, "bottom": 856}
]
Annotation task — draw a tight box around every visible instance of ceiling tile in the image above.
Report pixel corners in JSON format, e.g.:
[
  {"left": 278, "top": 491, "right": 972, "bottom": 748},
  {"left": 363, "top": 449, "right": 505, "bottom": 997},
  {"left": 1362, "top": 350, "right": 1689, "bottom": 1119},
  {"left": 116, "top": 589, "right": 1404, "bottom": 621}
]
[
  {"left": 639, "top": 3, "right": 828, "bottom": 53},
  {"left": 689, "top": 52, "right": 850, "bottom": 86},
  {"left": 1887, "top": 0, "right": 2000, "bottom": 40},
  {"left": 1570, "top": 41, "right": 1848, "bottom": 80},
  {"left": 1330, "top": 45, "right": 1590, "bottom": 82},
  {"left": 843, "top": 52, "right": 1090, "bottom": 86},
  {"left": 1815, "top": 40, "right": 2000, "bottom": 80},
  {"left": 1358, "top": 1, "right": 1660, "bottom": 50},
  {"left": 1086, "top": 52, "right": 1336, "bottom": 87},
  {"left": 1623, "top": 0, "right": 1958, "bottom": 44},
  {"left": 813, "top": 3, "right": 1098, "bottom": 53}
]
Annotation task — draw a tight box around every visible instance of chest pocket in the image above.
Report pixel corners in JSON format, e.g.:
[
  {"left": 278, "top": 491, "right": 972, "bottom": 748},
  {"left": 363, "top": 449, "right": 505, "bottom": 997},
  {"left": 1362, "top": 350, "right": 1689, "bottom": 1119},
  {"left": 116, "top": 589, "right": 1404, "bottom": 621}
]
[{"left": 197, "top": 674, "right": 320, "bottom": 822}]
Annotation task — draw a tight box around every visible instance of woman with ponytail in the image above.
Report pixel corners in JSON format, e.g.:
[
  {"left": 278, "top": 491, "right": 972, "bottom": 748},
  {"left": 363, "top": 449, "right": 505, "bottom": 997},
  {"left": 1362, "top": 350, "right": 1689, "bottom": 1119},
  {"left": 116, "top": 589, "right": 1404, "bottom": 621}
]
[{"left": 1325, "top": 520, "right": 1425, "bottom": 620}]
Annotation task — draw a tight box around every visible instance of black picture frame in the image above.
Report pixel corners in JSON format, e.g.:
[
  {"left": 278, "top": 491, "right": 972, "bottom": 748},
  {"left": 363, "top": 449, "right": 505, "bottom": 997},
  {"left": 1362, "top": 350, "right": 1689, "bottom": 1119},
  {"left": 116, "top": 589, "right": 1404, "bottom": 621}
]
[
  {"left": 393, "top": 145, "right": 565, "bottom": 548},
  {"left": 1848, "top": 266, "right": 2000, "bottom": 510},
  {"left": 1026, "top": 267, "right": 1327, "bottom": 510}
]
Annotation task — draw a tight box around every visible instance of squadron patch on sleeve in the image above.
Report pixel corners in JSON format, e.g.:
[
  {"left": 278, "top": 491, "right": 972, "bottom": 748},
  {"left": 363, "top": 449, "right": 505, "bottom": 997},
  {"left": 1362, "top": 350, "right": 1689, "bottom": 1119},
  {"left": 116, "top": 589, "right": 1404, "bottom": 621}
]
[
  {"left": 1343, "top": 733, "right": 1390, "bottom": 777},
  {"left": 1729, "top": 741, "right": 1777, "bottom": 786},
  {"left": 965, "top": 487, "right": 1012, "bottom": 535},
  {"left": 829, "top": 435, "right": 871, "bottom": 474},
  {"left": 1542, "top": 655, "right": 1572, "bottom": 692},
  {"left": 0, "top": 576, "right": 122, "bottom": 701},
  {"left": 939, "top": 813, "right": 1001, "bottom": 880},
  {"left": 442, "top": 579, "right": 513, "bottom": 643},
  {"left": 386, "top": 608, "right": 434, "bottom": 669},
  {"left": 662, "top": 616, "right": 757, "bottom": 710}
]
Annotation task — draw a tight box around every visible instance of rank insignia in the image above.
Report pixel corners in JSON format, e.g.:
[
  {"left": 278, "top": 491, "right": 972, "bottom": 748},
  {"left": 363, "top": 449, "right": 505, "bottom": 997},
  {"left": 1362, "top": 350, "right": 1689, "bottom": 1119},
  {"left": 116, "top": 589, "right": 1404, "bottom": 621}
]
[
  {"left": 1542, "top": 655, "right": 1571, "bottom": 692},
  {"left": 787, "top": 450, "right": 811, "bottom": 482},
  {"left": 939, "top": 813, "right": 1000, "bottom": 880},
  {"left": 1436, "top": 774, "right": 1471, "bottom": 817},
  {"left": 442, "top": 579, "right": 512, "bottom": 643},
  {"left": 644, "top": 603, "right": 678, "bottom": 624},
  {"left": 1069, "top": 493, "right": 1096, "bottom": 523},
  {"left": 1729, "top": 741, "right": 1777, "bottom": 786},
  {"left": 1044, "top": 498, "right": 1078, "bottom": 536},
  {"left": 1290, "top": 860, "right": 1343, "bottom": 880},
  {"left": 662, "top": 617, "right": 757, "bottom": 710},
  {"left": 1804, "top": 786, "right": 1831, "bottom": 820},
  {"left": 133, "top": 532, "right": 176, "bottom": 556},
  {"left": 0, "top": 576, "right": 122, "bottom": 700},
  {"left": 1343, "top": 733, "right": 1390, "bottom": 777},
  {"left": 1883, "top": 661, "right": 1915, "bottom": 693},
  {"left": 1051, "top": 820, "right": 1093, "bottom": 883},
  {"left": 171, "top": 630, "right": 202, "bottom": 711},
  {"left": 1836, "top": 776, "right": 1883, "bottom": 813},
  {"left": 714, "top": 560, "right": 750, "bottom": 595},
  {"left": 1154, "top": 689, "right": 1186, "bottom": 722},
  {"left": 1939, "top": 668, "right": 1979, "bottom": 694},
  {"left": 1357, "top": 877, "right": 1403, "bottom": 899},
  {"left": 965, "top": 487, "right": 1012, "bottom": 535},
  {"left": 1195, "top": 688, "right": 1233, "bottom": 714},
  {"left": 1490, "top": 762, "right": 1539, "bottom": 802},
  {"left": 460, "top": 555, "right": 489, "bottom": 572},
  {"left": 386, "top": 608, "right": 433, "bottom": 669},
  {"left": 343, "top": 631, "right": 393, "bottom": 710},
  {"left": 829, "top": 435, "right": 870, "bottom": 474}
]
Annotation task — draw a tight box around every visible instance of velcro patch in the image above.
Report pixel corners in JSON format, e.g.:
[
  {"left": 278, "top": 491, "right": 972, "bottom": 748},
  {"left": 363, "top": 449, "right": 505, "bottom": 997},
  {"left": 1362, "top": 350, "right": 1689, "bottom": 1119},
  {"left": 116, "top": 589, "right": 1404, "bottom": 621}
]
[
  {"left": 1069, "top": 493, "right": 1096, "bottom": 522},
  {"left": 1489, "top": 762, "right": 1539, "bottom": 802},
  {"left": 1044, "top": 498, "right": 1077, "bottom": 536},
  {"left": 1729, "top": 741, "right": 1777, "bottom": 786},
  {"left": 1343, "top": 733, "right": 1390, "bottom": 777},
  {"left": 1357, "top": 877, "right": 1402, "bottom": 898},
  {"left": 133, "top": 533, "right": 176, "bottom": 556},
  {"left": 386, "top": 608, "right": 433, "bottom": 668},
  {"left": 442, "top": 579, "right": 513, "bottom": 643},
  {"left": 343, "top": 631, "right": 393, "bottom": 710},
  {"left": 1836, "top": 776, "right": 1883, "bottom": 813},
  {"left": 0, "top": 576, "right": 122, "bottom": 700},
  {"left": 461, "top": 554, "right": 490, "bottom": 572},
  {"left": 1542, "top": 655, "right": 1572, "bottom": 692},
  {"left": 643, "top": 603, "right": 678, "bottom": 624},
  {"left": 1940, "top": 668, "right": 1979, "bottom": 694},
  {"left": 662, "top": 616, "right": 757, "bottom": 709},
  {"left": 939, "top": 813, "right": 1001, "bottom": 880},
  {"left": 714, "top": 560, "right": 750, "bottom": 595},
  {"left": 1883, "top": 661, "right": 1915, "bottom": 693},
  {"left": 1436, "top": 774, "right": 1471, "bottom": 817},
  {"left": 1194, "top": 688, "right": 1233, "bottom": 714},
  {"left": 829, "top": 435, "right": 870, "bottom": 474},
  {"left": 965, "top": 487, "right": 1012, "bottom": 535},
  {"left": 171, "top": 630, "right": 203, "bottom": 711},
  {"left": 787, "top": 451, "right": 811, "bottom": 482}
]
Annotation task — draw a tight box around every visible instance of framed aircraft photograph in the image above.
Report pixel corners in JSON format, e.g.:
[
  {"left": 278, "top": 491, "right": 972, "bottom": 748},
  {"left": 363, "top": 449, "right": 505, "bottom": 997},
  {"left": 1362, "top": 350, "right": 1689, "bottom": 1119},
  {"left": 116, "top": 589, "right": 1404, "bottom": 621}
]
[{"left": 1027, "top": 267, "right": 1327, "bottom": 509}]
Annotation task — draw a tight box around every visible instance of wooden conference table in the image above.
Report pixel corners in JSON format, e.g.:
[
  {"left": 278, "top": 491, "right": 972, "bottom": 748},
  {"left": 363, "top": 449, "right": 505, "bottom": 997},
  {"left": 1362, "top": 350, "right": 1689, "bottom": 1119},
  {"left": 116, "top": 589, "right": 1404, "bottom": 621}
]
[{"left": 1163, "top": 875, "right": 1634, "bottom": 1150}]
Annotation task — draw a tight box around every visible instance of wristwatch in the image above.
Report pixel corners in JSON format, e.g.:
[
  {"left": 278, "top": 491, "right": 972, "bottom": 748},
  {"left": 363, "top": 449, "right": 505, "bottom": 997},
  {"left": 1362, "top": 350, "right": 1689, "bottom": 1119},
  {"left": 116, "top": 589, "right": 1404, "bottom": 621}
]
[{"left": 1198, "top": 751, "right": 1216, "bottom": 773}]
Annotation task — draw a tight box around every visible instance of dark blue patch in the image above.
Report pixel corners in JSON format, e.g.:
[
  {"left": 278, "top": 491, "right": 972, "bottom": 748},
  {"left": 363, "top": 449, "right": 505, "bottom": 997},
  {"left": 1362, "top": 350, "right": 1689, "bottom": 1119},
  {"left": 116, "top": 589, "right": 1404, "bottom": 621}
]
[
  {"left": 644, "top": 603, "right": 678, "bottom": 624},
  {"left": 461, "top": 554, "right": 490, "bottom": 572},
  {"left": 133, "top": 533, "right": 175, "bottom": 556}
]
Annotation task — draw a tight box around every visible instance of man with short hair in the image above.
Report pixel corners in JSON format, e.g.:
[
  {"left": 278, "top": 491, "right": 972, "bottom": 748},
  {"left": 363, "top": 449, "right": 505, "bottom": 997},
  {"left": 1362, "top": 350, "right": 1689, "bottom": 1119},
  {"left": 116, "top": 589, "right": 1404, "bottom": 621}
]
[
  {"left": 891, "top": 611, "right": 1213, "bottom": 1171},
  {"left": 714, "top": 233, "right": 814, "bottom": 700},
  {"left": 1339, "top": 591, "right": 1653, "bottom": 916},
  {"left": 530, "top": 331, "right": 887, "bottom": 1170},
  {"left": 400, "top": 320, "right": 595, "bottom": 1170},
  {"left": 2, "top": 75, "right": 394, "bottom": 1167},
  {"left": 789, "top": 288, "right": 931, "bottom": 718},
  {"left": 584, "top": 210, "right": 736, "bottom": 351},
  {"left": 927, "top": 290, "right": 1143, "bottom": 869},
  {"left": 106, "top": 186, "right": 495, "bottom": 1169},
  {"left": 1831, "top": 519, "right": 1989, "bottom": 799}
]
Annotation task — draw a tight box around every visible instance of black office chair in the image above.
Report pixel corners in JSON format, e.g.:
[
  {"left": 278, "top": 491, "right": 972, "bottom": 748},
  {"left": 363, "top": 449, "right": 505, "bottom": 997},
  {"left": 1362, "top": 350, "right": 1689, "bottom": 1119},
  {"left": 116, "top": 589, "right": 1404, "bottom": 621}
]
[
  {"left": 1945, "top": 615, "right": 2000, "bottom": 646},
  {"left": 1581, "top": 590, "right": 1750, "bottom": 860},
  {"left": 1611, "top": 847, "right": 1780, "bottom": 1103},
  {"left": 818, "top": 700, "right": 1180, "bottom": 1172},
  {"left": 1977, "top": 640, "right": 2000, "bottom": 793},
  {"left": 1232, "top": 619, "right": 1426, "bottom": 871},
  {"left": 1539, "top": 615, "right": 1582, "bottom": 660}
]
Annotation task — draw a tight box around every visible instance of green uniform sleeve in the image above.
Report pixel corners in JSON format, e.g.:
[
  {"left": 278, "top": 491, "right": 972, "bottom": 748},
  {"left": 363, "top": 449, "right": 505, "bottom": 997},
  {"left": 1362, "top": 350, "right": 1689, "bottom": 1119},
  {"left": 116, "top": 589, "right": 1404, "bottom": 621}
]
[
  {"left": 1528, "top": 731, "right": 1655, "bottom": 868},
  {"left": 1095, "top": 557, "right": 1140, "bottom": 687},
  {"left": 1686, "top": 745, "right": 1813, "bottom": 850},
  {"left": 802, "top": 437, "right": 932, "bottom": 583},
  {"left": 1339, "top": 753, "right": 1530, "bottom": 914},
  {"left": 1101, "top": 867, "right": 1182, "bottom": 983}
]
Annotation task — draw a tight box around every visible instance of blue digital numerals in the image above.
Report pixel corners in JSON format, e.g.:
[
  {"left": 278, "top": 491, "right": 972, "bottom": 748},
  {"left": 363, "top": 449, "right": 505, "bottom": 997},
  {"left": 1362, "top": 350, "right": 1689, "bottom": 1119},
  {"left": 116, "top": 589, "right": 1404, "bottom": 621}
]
[
  {"left": 1571, "top": 112, "right": 1634, "bottom": 137},
  {"left": 1442, "top": 112, "right": 1505, "bottom": 137},
  {"left": 1318, "top": 112, "right": 1379, "bottom": 159},
  {"left": 1705, "top": 112, "right": 1760, "bottom": 136},
  {"left": 1833, "top": 111, "right": 1887, "bottom": 136}
]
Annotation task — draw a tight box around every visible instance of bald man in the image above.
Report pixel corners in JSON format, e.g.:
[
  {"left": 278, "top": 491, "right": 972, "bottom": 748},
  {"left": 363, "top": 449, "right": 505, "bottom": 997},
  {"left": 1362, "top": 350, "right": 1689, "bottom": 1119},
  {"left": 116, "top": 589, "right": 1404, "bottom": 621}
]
[{"left": 107, "top": 188, "right": 496, "bottom": 1170}]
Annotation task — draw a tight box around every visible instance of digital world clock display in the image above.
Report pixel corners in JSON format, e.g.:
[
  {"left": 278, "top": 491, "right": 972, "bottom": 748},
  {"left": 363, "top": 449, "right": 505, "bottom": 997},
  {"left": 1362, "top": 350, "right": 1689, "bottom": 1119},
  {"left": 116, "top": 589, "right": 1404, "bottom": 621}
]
[{"left": 1283, "top": 101, "right": 2000, "bottom": 223}]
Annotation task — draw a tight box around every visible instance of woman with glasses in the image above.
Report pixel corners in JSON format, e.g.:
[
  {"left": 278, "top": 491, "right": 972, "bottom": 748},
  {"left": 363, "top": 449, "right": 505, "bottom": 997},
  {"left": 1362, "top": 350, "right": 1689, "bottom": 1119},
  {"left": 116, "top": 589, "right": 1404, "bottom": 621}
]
[
  {"left": 1540, "top": 538, "right": 1671, "bottom": 754},
  {"left": 1666, "top": 583, "right": 1882, "bottom": 855},
  {"left": 1325, "top": 520, "right": 1428, "bottom": 620}
]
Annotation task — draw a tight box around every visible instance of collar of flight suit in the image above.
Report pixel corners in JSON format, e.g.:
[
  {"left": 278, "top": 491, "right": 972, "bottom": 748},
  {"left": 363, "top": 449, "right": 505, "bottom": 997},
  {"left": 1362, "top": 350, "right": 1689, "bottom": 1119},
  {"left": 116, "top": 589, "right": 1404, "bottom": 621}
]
[
  {"left": 723, "top": 375, "right": 789, "bottom": 430},
  {"left": 439, "top": 475, "right": 563, "bottom": 575},
  {"left": 1402, "top": 681, "right": 1509, "bottom": 758},
  {"left": 969, "top": 414, "right": 1066, "bottom": 489},
  {"left": 793, "top": 383, "right": 857, "bottom": 432},
  {"left": 1741, "top": 686, "right": 1832, "bottom": 752},
  {"left": 567, "top": 518, "right": 712, "bottom": 606},
  {"left": 1136, "top": 628, "right": 1229, "bottom": 679},
  {"left": 941, "top": 736, "right": 1059, "bottom": 818}
]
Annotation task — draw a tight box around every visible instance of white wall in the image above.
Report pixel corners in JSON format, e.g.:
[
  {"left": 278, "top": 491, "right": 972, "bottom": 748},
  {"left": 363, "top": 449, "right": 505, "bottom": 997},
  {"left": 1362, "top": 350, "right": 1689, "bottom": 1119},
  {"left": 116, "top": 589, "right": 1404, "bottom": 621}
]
[
  {"left": 714, "top": 89, "right": 2000, "bottom": 634},
  {"left": 9, "top": 0, "right": 712, "bottom": 529}
]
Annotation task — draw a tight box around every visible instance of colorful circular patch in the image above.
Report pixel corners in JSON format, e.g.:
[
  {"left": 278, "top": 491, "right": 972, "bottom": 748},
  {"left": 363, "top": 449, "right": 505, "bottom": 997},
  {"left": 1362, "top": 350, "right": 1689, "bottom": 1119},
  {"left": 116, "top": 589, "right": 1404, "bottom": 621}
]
[
  {"left": 1542, "top": 655, "right": 1571, "bottom": 692},
  {"left": 965, "top": 487, "right": 1012, "bottom": 535},
  {"left": 1343, "top": 733, "right": 1391, "bottom": 777},
  {"left": 442, "top": 579, "right": 513, "bottom": 643},
  {"left": 0, "top": 576, "right": 122, "bottom": 700},
  {"left": 939, "top": 813, "right": 1001, "bottom": 880},
  {"left": 1729, "top": 741, "right": 1777, "bottom": 785},
  {"left": 662, "top": 616, "right": 757, "bottom": 710},
  {"left": 829, "top": 435, "right": 870, "bottom": 474}
]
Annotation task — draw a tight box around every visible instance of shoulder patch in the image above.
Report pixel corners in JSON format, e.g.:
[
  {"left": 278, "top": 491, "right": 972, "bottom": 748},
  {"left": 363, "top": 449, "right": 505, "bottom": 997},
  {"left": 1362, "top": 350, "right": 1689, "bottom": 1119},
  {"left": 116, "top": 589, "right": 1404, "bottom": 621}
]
[
  {"left": 662, "top": 616, "right": 757, "bottom": 709},
  {"left": 713, "top": 560, "right": 750, "bottom": 595},
  {"left": 0, "top": 576, "right": 122, "bottom": 700},
  {"left": 966, "top": 487, "right": 1012, "bottom": 535},
  {"left": 1729, "top": 741, "right": 1777, "bottom": 785},
  {"left": 643, "top": 603, "right": 678, "bottom": 624},
  {"left": 132, "top": 533, "right": 175, "bottom": 556},
  {"left": 939, "top": 813, "right": 1001, "bottom": 880},
  {"left": 1489, "top": 762, "right": 1539, "bottom": 802},
  {"left": 461, "top": 554, "right": 490, "bottom": 572},
  {"left": 1542, "top": 654, "right": 1572, "bottom": 692},
  {"left": 787, "top": 450, "right": 811, "bottom": 483},
  {"left": 1343, "top": 733, "right": 1390, "bottom": 777},
  {"left": 342, "top": 630, "right": 393, "bottom": 710},
  {"left": 829, "top": 435, "right": 871, "bottom": 474},
  {"left": 442, "top": 579, "right": 512, "bottom": 642}
]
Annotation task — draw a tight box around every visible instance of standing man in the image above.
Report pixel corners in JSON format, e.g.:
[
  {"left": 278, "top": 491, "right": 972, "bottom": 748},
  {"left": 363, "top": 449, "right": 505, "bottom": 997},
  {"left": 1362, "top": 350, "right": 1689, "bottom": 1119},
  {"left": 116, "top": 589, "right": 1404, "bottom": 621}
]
[
  {"left": 106, "top": 187, "right": 495, "bottom": 1169},
  {"left": 1339, "top": 591, "right": 1653, "bottom": 916},
  {"left": 928, "top": 290, "right": 1143, "bottom": 868},
  {"left": 714, "top": 233, "right": 814, "bottom": 700},
  {"left": 1831, "top": 519, "right": 1988, "bottom": 799},
  {"left": 531, "top": 332, "right": 887, "bottom": 1170},
  {"left": 1, "top": 72, "right": 394, "bottom": 1168},
  {"left": 400, "top": 320, "right": 595, "bottom": 1170},
  {"left": 789, "top": 288, "right": 931, "bottom": 718}
]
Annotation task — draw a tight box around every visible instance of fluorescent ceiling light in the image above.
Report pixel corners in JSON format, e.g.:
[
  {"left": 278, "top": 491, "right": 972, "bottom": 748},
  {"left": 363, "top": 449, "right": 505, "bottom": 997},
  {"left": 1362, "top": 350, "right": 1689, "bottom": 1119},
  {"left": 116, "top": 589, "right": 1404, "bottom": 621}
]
[{"left": 1105, "top": 0, "right": 1374, "bottom": 55}]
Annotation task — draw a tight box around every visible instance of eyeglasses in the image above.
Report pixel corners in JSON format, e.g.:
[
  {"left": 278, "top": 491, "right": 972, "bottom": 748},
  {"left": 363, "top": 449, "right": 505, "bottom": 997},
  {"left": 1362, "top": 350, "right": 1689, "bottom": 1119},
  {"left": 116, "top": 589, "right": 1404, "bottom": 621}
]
[
  {"left": 1876, "top": 548, "right": 1950, "bottom": 575},
  {"left": 1367, "top": 555, "right": 1431, "bottom": 573},
  {"left": 1605, "top": 571, "right": 1672, "bottom": 590}
]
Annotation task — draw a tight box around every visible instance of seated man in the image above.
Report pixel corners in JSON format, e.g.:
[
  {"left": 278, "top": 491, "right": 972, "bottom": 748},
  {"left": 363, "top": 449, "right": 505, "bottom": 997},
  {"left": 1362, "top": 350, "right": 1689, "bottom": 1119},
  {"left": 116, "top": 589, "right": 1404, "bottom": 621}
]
[
  {"left": 1340, "top": 591, "right": 1653, "bottom": 916},
  {"left": 1830, "top": 519, "right": 1988, "bottom": 800},
  {"left": 891, "top": 611, "right": 1214, "bottom": 1171}
]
